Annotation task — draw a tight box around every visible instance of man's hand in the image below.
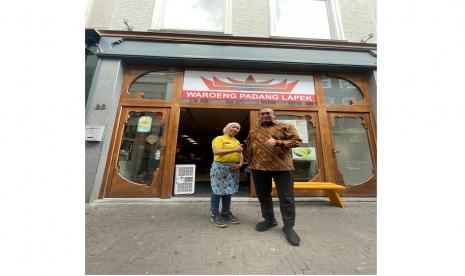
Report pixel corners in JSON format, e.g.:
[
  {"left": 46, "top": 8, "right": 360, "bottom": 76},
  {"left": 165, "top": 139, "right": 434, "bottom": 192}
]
[{"left": 265, "top": 137, "right": 276, "bottom": 146}]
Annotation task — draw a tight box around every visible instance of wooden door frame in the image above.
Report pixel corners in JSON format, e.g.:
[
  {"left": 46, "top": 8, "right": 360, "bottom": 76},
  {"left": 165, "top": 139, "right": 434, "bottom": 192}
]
[
  {"left": 99, "top": 66, "right": 185, "bottom": 199},
  {"left": 101, "top": 107, "right": 171, "bottom": 197},
  {"left": 327, "top": 112, "right": 377, "bottom": 196}
]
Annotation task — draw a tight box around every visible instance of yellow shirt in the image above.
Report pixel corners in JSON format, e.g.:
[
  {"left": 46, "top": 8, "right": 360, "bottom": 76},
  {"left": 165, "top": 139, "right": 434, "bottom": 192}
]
[{"left": 212, "top": 135, "right": 241, "bottom": 163}]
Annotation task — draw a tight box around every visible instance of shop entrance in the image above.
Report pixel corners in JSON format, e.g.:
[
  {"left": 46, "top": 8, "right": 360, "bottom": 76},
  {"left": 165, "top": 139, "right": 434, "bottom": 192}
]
[{"left": 175, "top": 108, "right": 251, "bottom": 197}]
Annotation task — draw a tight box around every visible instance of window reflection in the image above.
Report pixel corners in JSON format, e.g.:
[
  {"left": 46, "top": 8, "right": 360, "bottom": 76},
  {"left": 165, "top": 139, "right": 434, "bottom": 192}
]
[
  {"left": 321, "top": 76, "right": 364, "bottom": 105},
  {"left": 272, "top": 0, "right": 331, "bottom": 39},
  {"left": 128, "top": 69, "right": 175, "bottom": 100},
  {"left": 163, "top": 0, "right": 225, "bottom": 31},
  {"left": 332, "top": 117, "right": 373, "bottom": 186}
]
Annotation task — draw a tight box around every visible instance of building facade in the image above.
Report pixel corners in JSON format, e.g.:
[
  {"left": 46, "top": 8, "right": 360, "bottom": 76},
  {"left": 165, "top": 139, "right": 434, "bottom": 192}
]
[{"left": 85, "top": 0, "right": 377, "bottom": 202}]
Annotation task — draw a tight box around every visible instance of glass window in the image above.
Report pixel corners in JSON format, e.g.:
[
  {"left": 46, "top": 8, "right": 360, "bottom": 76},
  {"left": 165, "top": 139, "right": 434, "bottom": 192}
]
[
  {"left": 332, "top": 117, "right": 373, "bottom": 186},
  {"left": 270, "top": 0, "right": 331, "bottom": 39},
  {"left": 156, "top": 0, "right": 227, "bottom": 32},
  {"left": 276, "top": 115, "right": 319, "bottom": 181},
  {"left": 128, "top": 69, "right": 175, "bottom": 100},
  {"left": 118, "top": 112, "right": 165, "bottom": 186},
  {"left": 321, "top": 76, "right": 364, "bottom": 106}
]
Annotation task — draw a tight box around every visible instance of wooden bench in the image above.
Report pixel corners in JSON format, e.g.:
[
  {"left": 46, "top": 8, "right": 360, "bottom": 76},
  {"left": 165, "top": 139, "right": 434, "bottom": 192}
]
[{"left": 272, "top": 181, "right": 347, "bottom": 208}]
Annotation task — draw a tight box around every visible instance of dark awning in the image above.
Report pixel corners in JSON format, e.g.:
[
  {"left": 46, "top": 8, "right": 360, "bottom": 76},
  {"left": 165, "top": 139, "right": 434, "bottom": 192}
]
[{"left": 93, "top": 30, "right": 377, "bottom": 73}]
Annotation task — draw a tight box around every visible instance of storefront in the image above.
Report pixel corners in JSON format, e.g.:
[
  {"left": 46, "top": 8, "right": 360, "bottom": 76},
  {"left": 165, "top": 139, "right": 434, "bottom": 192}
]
[{"left": 86, "top": 31, "right": 377, "bottom": 200}]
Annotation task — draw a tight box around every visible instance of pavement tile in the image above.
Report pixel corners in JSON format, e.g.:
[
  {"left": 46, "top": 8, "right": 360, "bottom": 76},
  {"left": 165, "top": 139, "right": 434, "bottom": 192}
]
[{"left": 86, "top": 201, "right": 376, "bottom": 275}]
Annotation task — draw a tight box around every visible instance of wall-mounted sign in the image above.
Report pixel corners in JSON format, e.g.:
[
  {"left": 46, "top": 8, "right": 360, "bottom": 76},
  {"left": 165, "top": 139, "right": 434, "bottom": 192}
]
[
  {"left": 137, "top": 116, "right": 152, "bottom": 132},
  {"left": 182, "top": 71, "right": 316, "bottom": 103},
  {"left": 292, "top": 147, "right": 316, "bottom": 160},
  {"left": 85, "top": 125, "right": 105, "bottom": 141}
]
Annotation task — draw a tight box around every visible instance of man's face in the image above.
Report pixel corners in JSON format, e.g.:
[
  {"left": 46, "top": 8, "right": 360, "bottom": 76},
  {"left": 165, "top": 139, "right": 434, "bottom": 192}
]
[{"left": 259, "top": 108, "right": 275, "bottom": 125}]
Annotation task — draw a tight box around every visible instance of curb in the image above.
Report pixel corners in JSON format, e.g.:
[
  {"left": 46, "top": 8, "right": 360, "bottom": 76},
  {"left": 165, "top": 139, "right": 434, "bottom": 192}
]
[{"left": 89, "top": 197, "right": 376, "bottom": 205}]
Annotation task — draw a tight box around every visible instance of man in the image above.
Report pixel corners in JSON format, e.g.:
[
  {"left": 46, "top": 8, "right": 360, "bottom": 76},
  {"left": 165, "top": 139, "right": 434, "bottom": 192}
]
[{"left": 245, "top": 108, "right": 302, "bottom": 246}]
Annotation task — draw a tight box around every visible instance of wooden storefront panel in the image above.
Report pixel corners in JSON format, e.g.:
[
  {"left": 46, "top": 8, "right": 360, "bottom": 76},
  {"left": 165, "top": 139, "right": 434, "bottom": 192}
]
[{"left": 99, "top": 66, "right": 377, "bottom": 198}]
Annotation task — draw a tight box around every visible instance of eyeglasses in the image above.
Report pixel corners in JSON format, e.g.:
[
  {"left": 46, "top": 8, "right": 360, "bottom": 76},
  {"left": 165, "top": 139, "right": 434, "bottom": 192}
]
[{"left": 259, "top": 112, "right": 272, "bottom": 116}]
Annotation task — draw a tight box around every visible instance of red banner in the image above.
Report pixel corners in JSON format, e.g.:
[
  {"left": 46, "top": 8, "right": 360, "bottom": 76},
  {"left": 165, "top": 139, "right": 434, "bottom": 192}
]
[
  {"left": 182, "top": 90, "right": 316, "bottom": 102},
  {"left": 182, "top": 71, "right": 316, "bottom": 103}
]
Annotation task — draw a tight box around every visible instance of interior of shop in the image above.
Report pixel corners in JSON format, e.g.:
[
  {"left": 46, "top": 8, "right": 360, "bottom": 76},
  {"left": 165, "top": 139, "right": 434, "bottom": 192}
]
[{"left": 175, "top": 108, "right": 251, "bottom": 197}]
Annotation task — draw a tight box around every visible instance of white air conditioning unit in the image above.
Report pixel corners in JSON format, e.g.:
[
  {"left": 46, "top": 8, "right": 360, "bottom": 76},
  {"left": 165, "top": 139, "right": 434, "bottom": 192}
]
[{"left": 174, "top": 164, "right": 196, "bottom": 195}]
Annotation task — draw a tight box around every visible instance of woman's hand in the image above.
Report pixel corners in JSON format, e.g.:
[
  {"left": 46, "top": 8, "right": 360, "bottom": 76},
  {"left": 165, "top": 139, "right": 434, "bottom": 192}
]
[
  {"left": 213, "top": 144, "right": 243, "bottom": 156},
  {"left": 232, "top": 163, "right": 243, "bottom": 170},
  {"left": 234, "top": 144, "right": 243, "bottom": 152}
]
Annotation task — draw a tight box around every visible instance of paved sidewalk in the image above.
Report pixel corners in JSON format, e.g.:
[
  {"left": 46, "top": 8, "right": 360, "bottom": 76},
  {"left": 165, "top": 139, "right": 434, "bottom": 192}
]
[{"left": 86, "top": 200, "right": 376, "bottom": 275}]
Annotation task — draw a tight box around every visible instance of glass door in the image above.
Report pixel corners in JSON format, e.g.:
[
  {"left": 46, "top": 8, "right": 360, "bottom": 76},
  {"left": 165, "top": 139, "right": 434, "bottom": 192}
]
[
  {"left": 105, "top": 107, "right": 170, "bottom": 197},
  {"left": 328, "top": 113, "right": 377, "bottom": 194},
  {"left": 274, "top": 111, "right": 324, "bottom": 182}
]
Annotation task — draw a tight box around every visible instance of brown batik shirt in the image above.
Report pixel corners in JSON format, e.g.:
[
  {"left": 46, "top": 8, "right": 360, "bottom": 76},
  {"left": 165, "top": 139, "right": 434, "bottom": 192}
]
[{"left": 245, "top": 122, "right": 302, "bottom": 171}]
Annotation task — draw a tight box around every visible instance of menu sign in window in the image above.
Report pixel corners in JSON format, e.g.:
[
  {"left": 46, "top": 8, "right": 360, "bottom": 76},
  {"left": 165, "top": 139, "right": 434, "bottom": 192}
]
[{"left": 137, "top": 116, "right": 152, "bottom": 133}]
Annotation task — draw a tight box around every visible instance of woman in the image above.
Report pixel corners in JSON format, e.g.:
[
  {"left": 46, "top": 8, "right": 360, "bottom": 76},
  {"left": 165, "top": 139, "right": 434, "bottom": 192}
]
[{"left": 209, "top": 122, "right": 244, "bottom": 227}]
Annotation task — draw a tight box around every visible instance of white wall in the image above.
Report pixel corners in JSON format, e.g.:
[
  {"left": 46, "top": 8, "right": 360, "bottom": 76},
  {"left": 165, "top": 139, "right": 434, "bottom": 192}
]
[{"left": 85, "top": 0, "right": 377, "bottom": 42}]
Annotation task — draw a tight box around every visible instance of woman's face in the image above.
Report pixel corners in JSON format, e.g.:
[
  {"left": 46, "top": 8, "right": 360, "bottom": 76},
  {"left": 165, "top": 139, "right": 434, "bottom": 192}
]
[{"left": 226, "top": 125, "right": 240, "bottom": 136}]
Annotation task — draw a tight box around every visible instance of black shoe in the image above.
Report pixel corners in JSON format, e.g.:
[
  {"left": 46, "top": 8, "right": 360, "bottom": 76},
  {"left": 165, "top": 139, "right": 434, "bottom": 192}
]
[
  {"left": 221, "top": 211, "right": 240, "bottom": 224},
  {"left": 255, "top": 218, "right": 278, "bottom": 232},
  {"left": 282, "top": 227, "right": 300, "bottom": 246},
  {"left": 210, "top": 214, "right": 228, "bottom": 228}
]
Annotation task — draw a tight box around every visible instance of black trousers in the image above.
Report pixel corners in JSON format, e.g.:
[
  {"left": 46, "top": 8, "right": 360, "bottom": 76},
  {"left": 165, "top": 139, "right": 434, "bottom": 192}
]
[{"left": 251, "top": 170, "right": 295, "bottom": 228}]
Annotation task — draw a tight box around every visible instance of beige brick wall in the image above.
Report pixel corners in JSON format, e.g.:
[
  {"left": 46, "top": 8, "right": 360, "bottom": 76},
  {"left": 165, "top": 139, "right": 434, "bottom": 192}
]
[
  {"left": 110, "top": 0, "right": 155, "bottom": 31},
  {"left": 339, "top": 0, "right": 377, "bottom": 42},
  {"left": 231, "top": 0, "right": 270, "bottom": 37},
  {"left": 85, "top": 0, "right": 155, "bottom": 31},
  {"left": 85, "top": 0, "right": 116, "bottom": 29}
]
